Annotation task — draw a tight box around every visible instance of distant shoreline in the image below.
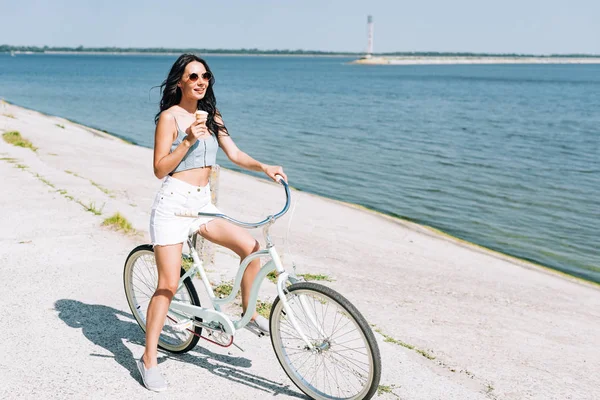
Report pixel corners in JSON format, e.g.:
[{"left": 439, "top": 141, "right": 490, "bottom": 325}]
[
  {"left": 6, "top": 51, "right": 600, "bottom": 64},
  {"left": 352, "top": 56, "right": 600, "bottom": 65},
  {"left": 8, "top": 51, "right": 353, "bottom": 58},
  {"left": 3, "top": 46, "right": 600, "bottom": 59}
]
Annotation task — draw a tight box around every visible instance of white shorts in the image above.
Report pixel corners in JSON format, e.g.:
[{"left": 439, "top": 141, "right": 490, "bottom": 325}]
[{"left": 149, "top": 176, "right": 220, "bottom": 246}]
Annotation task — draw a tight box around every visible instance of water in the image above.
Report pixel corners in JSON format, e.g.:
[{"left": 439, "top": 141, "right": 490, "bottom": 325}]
[{"left": 1, "top": 54, "right": 598, "bottom": 282}]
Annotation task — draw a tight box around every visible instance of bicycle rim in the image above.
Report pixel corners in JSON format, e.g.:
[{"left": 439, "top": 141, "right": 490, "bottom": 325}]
[
  {"left": 270, "top": 283, "right": 380, "bottom": 400},
  {"left": 123, "top": 245, "right": 200, "bottom": 353}
]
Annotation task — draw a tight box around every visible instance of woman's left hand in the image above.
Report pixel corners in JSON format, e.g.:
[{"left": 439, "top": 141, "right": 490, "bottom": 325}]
[{"left": 263, "top": 165, "right": 287, "bottom": 183}]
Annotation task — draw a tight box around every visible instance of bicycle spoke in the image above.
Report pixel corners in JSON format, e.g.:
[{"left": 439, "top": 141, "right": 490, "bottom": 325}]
[
  {"left": 132, "top": 267, "right": 155, "bottom": 293},
  {"left": 125, "top": 249, "right": 199, "bottom": 353}
]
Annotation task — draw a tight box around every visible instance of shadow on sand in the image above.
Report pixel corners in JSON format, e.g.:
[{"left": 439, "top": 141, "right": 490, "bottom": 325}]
[{"left": 54, "top": 299, "right": 305, "bottom": 398}]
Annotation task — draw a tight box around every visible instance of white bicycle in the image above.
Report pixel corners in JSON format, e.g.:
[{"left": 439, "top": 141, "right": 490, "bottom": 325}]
[{"left": 123, "top": 177, "right": 382, "bottom": 399}]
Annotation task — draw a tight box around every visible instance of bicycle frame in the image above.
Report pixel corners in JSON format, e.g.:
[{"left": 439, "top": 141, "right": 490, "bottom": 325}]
[{"left": 168, "top": 178, "right": 317, "bottom": 349}]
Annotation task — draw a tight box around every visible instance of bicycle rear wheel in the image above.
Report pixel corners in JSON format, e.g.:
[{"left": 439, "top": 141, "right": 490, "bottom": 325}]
[
  {"left": 123, "top": 244, "right": 201, "bottom": 353},
  {"left": 270, "top": 282, "right": 381, "bottom": 400}
]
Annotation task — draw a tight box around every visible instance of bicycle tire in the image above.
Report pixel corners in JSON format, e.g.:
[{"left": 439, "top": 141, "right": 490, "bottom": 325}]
[
  {"left": 270, "top": 282, "right": 381, "bottom": 400},
  {"left": 123, "top": 244, "right": 202, "bottom": 354}
]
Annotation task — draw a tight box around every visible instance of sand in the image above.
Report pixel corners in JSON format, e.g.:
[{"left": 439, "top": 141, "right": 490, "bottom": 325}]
[{"left": 1, "top": 101, "right": 599, "bottom": 400}]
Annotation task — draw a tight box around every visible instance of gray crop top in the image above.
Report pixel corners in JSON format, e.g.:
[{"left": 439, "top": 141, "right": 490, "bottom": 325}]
[{"left": 170, "top": 118, "right": 219, "bottom": 174}]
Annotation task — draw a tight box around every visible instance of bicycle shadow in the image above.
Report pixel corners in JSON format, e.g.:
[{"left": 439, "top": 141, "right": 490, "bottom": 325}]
[{"left": 54, "top": 299, "right": 306, "bottom": 398}]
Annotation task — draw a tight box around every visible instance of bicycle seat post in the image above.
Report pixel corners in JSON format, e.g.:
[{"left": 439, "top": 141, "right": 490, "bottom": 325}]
[{"left": 191, "top": 232, "right": 198, "bottom": 249}]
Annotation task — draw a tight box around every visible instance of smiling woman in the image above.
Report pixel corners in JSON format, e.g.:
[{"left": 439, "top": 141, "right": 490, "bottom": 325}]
[{"left": 138, "top": 53, "right": 287, "bottom": 392}]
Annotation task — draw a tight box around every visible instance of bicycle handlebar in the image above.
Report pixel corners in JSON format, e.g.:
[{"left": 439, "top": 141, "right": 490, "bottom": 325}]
[{"left": 174, "top": 175, "right": 291, "bottom": 229}]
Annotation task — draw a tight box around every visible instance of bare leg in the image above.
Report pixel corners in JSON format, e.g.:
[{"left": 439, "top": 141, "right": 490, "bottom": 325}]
[
  {"left": 143, "top": 243, "right": 183, "bottom": 368},
  {"left": 199, "top": 220, "right": 261, "bottom": 316}
]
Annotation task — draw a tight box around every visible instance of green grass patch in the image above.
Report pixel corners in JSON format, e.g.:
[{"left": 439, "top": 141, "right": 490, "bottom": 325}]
[
  {"left": 78, "top": 201, "right": 103, "bottom": 215},
  {"left": 267, "top": 271, "right": 278, "bottom": 283},
  {"left": 55, "top": 124, "right": 65, "bottom": 129},
  {"left": 2, "top": 113, "right": 15, "bottom": 119},
  {"left": 214, "top": 282, "right": 234, "bottom": 298},
  {"left": 256, "top": 299, "right": 272, "bottom": 319},
  {"left": 66, "top": 170, "right": 114, "bottom": 197},
  {"left": 102, "top": 212, "right": 135, "bottom": 233},
  {"left": 416, "top": 349, "right": 436, "bottom": 360},
  {"left": 2, "top": 131, "right": 37, "bottom": 152},
  {"left": 0, "top": 157, "right": 17, "bottom": 162},
  {"left": 377, "top": 384, "right": 399, "bottom": 397},
  {"left": 373, "top": 325, "right": 437, "bottom": 360},
  {"left": 181, "top": 256, "right": 194, "bottom": 271},
  {"left": 56, "top": 189, "right": 68, "bottom": 195},
  {"left": 299, "top": 273, "right": 333, "bottom": 282},
  {"left": 90, "top": 180, "right": 113, "bottom": 196},
  {"left": 34, "top": 173, "right": 55, "bottom": 188},
  {"left": 15, "top": 164, "right": 28, "bottom": 170}
]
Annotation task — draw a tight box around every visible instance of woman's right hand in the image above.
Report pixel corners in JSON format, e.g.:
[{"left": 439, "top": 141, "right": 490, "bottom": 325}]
[{"left": 184, "top": 118, "right": 208, "bottom": 147}]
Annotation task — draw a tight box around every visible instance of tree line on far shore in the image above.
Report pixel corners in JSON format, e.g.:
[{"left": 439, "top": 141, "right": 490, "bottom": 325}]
[{"left": 1, "top": 45, "right": 598, "bottom": 58}]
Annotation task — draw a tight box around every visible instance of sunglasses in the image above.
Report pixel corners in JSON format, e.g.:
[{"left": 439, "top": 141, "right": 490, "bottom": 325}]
[{"left": 188, "top": 71, "right": 213, "bottom": 82}]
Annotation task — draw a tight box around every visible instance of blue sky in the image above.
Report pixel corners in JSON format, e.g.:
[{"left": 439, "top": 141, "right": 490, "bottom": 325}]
[{"left": 1, "top": 0, "right": 599, "bottom": 54}]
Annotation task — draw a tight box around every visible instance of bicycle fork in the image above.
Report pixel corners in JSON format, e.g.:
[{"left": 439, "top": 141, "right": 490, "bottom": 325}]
[{"left": 270, "top": 247, "right": 327, "bottom": 351}]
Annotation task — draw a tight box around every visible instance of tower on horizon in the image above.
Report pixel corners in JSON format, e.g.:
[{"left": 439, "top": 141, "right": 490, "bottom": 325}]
[{"left": 366, "top": 15, "right": 374, "bottom": 59}]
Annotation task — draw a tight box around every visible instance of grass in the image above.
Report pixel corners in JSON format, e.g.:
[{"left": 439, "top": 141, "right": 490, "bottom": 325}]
[
  {"left": 78, "top": 201, "right": 104, "bottom": 215},
  {"left": 266, "top": 269, "right": 333, "bottom": 284},
  {"left": 416, "top": 348, "right": 436, "bottom": 360},
  {"left": 267, "top": 271, "right": 278, "bottom": 283},
  {"left": 373, "top": 325, "right": 436, "bottom": 360},
  {"left": 15, "top": 164, "right": 28, "bottom": 170},
  {"left": 2, "top": 113, "right": 15, "bottom": 119},
  {"left": 377, "top": 384, "right": 399, "bottom": 397},
  {"left": 55, "top": 124, "right": 65, "bottom": 129},
  {"left": 181, "top": 256, "right": 194, "bottom": 271},
  {"left": 101, "top": 212, "right": 135, "bottom": 234},
  {"left": 0, "top": 157, "right": 17, "bottom": 162},
  {"left": 34, "top": 173, "right": 55, "bottom": 188},
  {"left": 214, "top": 282, "right": 234, "bottom": 298},
  {"left": 299, "top": 273, "right": 333, "bottom": 282},
  {"left": 2, "top": 131, "right": 37, "bottom": 152},
  {"left": 90, "top": 180, "right": 113, "bottom": 196},
  {"left": 256, "top": 299, "right": 272, "bottom": 319},
  {"left": 66, "top": 170, "right": 114, "bottom": 197}
]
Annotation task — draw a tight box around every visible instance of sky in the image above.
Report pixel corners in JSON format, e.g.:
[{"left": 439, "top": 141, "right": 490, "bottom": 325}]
[{"left": 1, "top": 0, "right": 599, "bottom": 54}]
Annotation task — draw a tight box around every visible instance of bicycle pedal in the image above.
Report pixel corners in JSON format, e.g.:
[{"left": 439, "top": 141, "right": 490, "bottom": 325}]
[
  {"left": 171, "top": 320, "right": 193, "bottom": 332},
  {"left": 244, "top": 324, "right": 266, "bottom": 338}
]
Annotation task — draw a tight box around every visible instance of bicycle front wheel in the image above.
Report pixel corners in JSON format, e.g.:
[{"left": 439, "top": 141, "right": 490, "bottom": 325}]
[
  {"left": 123, "top": 244, "right": 201, "bottom": 353},
  {"left": 270, "top": 282, "right": 381, "bottom": 400}
]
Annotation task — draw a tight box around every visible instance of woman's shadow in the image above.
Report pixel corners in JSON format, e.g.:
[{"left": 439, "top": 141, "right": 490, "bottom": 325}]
[{"left": 54, "top": 299, "right": 305, "bottom": 398}]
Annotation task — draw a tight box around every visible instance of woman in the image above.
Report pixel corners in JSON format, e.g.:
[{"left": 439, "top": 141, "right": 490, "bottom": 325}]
[{"left": 138, "top": 53, "right": 287, "bottom": 392}]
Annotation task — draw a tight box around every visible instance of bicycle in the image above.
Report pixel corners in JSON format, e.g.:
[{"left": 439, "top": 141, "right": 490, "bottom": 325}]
[{"left": 123, "top": 176, "right": 382, "bottom": 399}]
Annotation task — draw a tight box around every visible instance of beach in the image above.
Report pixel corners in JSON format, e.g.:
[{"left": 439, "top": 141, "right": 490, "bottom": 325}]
[{"left": 1, "top": 102, "right": 599, "bottom": 399}]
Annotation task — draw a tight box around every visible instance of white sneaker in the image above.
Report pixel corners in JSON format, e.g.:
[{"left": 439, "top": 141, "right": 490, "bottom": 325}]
[
  {"left": 136, "top": 357, "right": 167, "bottom": 392},
  {"left": 245, "top": 315, "right": 270, "bottom": 336}
]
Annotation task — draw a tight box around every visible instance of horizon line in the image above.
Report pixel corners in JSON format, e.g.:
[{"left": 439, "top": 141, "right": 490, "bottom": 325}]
[{"left": 2, "top": 44, "right": 600, "bottom": 58}]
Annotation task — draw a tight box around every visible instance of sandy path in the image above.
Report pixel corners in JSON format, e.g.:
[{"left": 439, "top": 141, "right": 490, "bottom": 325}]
[{"left": 1, "top": 102, "right": 598, "bottom": 399}]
